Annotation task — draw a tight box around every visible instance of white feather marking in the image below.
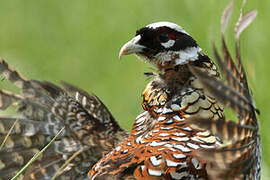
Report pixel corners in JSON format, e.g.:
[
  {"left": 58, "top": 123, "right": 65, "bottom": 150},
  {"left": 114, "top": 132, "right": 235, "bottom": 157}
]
[
  {"left": 82, "top": 96, "right": 87, "bottom": 106},
  {"left": 173, "top": 154, "right": 186, "bottom": 159},
  {"left": 146, "top": 21, "right": 189, "bottom": 35},
  {"left": 150, "top": 141, "right": 167, "bottom": 147},
  {"left": 136, "top": 111, "right": 147, "bottom": 120},
  {"left": 183, "top": 127, "right": 192, "bottom": 131},
  {"left": 162, "top": 107, "right": 173, "bottom": 114},
  {"left": 187, "top": 143, "right": 199, "bottom": 149},
  {"left": 115, "top": 146, "right": 121, "bottom": 152},
  {"left": 154, "top": 108, "right": 163, "bottom": 113},
  {"left": 148, "top": 168, "right": 163, "bottom": 176},
  {"left": 200, "top": 144, "right": 215, "bottom": 149},
  {"left": 136, "top": 135, "right": 144, "bottom": 144},
  {"left": 158, "top": 148, "right": 166, "bottom": 151},
  {"left": 160, "top": 127, "right": 173, "bottom": 130},
  {"left": 173, "top": 132, "right": 186, "bottom": 137},
  {"left": 154, "top": 46, "right": 201, "bottom": 65},
  {"left": 175, "top": 46, "right": 202, "bottom": 65},
  {"left": 174, "top": 144, "right": 191, "bottom": 152},
  {"left": 136, "top": 125, "right": 144, "bottom": 131},
  {"left": 165, "top": 119, "right": 174, "bottom": 124},
  {"left": 161, "top": 40, "right": 175, "bottom": 48},
  {"left": 197, "top": 131, "right": 210, "bottom": 136},
  {"left": 191, "top": 137, "right": 203, "bottom": 143},
  {"left": 150, "top": 156, "right": 162, "bottom": 166},
  {"left": 164, "top": 143, "right": 173, "bottom": 148},
  {"left": 166, "top": 159, "right": 187, "bottom": 167},
  {"left": 157, "top": 116, "right": 166, "bottom": 121},
  {"left": 136, "top": 116, "right": 146, "bottom": 124},
  {"left": 173, "top": 115, "right": 185, "bottom": 121},
  {"left": 141, "top": 165, "right": 145, "bottom": 171},
  {"left": 171, "top": 137, "right": 189, "bottom": 142},
  {"left": 75, "top": 92, "right": 79, "bottom": 101},
  {"left": 159, "top": 133, "right": 169, "bottom": 137},
  {"left": 191, "top": 158, "right": 202, "bottom": 169}
]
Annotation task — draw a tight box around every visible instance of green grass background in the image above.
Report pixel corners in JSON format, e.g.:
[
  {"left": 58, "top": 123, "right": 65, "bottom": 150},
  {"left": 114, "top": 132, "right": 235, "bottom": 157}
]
[{"left": 0, "top": 0, "right": 269, "bottom": 178}]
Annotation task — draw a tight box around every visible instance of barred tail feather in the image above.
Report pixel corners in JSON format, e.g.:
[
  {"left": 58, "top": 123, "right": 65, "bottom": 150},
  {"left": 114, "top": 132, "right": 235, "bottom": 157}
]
[
  {"left": 61, "top": 82, "right": 125, "bottom": 135},
  {"left": 0, "top": 58, "right": 29, "bottom": 89},
  {"left": 0, "top": 57, "right": 128, "bottom": 179},
  {"left": 187, "top": 117, "right": 256, "bottom": 142},
  {"left": 0, "top": 58, "right": 55, "bottom": 107},
  {"left": 189, "top": 1, "right": 260, "bottom": 179},
  {"left": 200, "top": 137, "right": 256, "bottom": 179}
]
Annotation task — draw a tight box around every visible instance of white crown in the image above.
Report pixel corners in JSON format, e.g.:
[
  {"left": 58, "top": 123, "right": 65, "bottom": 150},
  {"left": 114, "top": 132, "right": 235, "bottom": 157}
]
[{"left": 146, "top": 21, "right": 189, "bottom": 35}]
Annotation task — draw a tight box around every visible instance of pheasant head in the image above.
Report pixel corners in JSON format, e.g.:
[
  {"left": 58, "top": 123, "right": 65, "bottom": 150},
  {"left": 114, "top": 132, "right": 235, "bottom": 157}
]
[{"left": 119, "top": 21, "right": 202, "bottom": 71}]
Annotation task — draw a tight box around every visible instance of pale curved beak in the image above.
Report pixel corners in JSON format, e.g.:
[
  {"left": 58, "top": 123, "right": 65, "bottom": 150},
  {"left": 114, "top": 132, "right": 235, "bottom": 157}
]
[{"left": 118, "top": 35, "right": 145, "bottom": 59}]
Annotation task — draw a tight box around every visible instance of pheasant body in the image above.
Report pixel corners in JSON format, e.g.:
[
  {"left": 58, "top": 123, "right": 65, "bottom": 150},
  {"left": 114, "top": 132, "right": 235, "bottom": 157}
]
[
  {"left": 90, "top": 50, "right": 225, "bottom": 179},
  {"left": 0, "top": 3, "right": 261, "bottom": 179},
  {"left": 90, "top": 18, "right": 261, "bottom": 179}
]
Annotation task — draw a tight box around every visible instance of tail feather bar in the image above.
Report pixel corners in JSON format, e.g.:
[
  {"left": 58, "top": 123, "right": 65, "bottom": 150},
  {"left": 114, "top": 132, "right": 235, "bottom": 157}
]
[{"left": 188, "top": 0, "right": 260, "bottom": 179}]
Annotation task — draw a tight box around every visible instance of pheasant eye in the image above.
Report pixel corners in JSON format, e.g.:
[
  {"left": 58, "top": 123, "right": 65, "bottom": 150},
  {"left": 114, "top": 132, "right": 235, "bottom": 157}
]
[{"left": 158, "top": 33, "right": 169, "bottom": 42}]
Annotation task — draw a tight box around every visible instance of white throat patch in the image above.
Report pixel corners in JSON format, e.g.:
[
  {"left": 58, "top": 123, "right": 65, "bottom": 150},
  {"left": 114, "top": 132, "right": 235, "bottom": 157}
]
[
  {"left": 154, "top": 46, "right": 202, "bottom": 65},
  {"left": 175, "top": 46, "right": 202, "bottom": 65}
]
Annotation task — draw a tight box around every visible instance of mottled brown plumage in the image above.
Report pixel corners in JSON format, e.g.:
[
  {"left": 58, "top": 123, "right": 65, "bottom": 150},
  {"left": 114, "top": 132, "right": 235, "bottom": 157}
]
[
  {"left": 0, "top": 58, "right": 128, "bottom": 180},
  {"left": 0, "top": 1, "right": 260, "bottom": 180},
  {"left": 89, "top": 57, "right": 223, "bottom": 179}
]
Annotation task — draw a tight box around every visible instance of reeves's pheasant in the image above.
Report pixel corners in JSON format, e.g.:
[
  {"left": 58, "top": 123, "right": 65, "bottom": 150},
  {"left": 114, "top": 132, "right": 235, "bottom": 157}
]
[
  {"left": 0, "top": 1, "right": 260, "bottom": 180},
  {"left": 89, "top": 2, "right": 260, "bottom": 180}
]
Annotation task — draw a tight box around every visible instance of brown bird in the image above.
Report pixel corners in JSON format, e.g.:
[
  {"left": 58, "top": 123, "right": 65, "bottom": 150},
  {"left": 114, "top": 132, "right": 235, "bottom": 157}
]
[
  {"left": 0, "top": 1, "right": 260, "bottom": 180},
  {"left": 89, "top": 1, "right": 260, "bottom": 180}
]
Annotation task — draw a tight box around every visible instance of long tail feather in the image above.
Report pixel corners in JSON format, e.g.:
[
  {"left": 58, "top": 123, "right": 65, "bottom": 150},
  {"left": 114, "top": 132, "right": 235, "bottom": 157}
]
[
  {"left": 235, "top": 9, "right": 258, "bottom": 105},
  {"left": 221, "top": 0, "right": 234, "bottom": 34},
  {"left": 188, "top": 1, "right": 260, "bottom": 179}
]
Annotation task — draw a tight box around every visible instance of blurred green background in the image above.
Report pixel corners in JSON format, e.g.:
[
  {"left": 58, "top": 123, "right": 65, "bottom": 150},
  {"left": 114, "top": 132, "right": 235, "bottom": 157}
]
[{"left": 0, "top": 0, "right": 269, "bottom": 178}]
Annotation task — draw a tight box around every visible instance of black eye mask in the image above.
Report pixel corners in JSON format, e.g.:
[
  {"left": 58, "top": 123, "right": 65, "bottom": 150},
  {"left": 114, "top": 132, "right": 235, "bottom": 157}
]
[{"left": 136, "top": 26, "right": 198, "bottom": 55}]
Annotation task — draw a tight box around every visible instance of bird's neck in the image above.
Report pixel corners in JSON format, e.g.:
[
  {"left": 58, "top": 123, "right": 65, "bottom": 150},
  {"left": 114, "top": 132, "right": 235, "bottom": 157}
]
[
  {"left": 158, "top": 63, "right": 192, "bottom": 86},
  {"left": 142, "top": 64, "right": 191, "bottom": 112},
  {"left": 142, "top": 54, "right": 218, "bottom": 112},
  {"left": 156, "top": 53, "right": 215, "bottom": 86}
]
